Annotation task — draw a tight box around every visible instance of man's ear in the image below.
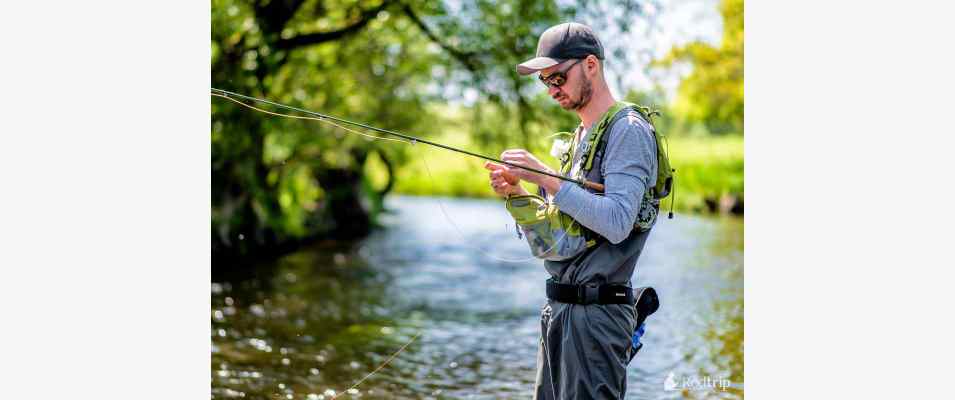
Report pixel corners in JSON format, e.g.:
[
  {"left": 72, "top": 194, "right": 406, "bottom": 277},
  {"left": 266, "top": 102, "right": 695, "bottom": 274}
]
[{"left": 586, "top": 55, "right": 600, "bottom": 78}]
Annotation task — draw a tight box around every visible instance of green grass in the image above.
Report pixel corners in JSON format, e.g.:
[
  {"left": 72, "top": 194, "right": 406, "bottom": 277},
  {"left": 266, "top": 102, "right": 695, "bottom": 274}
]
[
  {"left": 365, "top": 129, "right": 743, "bottom": 214},
  {"left": 667, "top": 135, "right": 744, "bottom": 213}
]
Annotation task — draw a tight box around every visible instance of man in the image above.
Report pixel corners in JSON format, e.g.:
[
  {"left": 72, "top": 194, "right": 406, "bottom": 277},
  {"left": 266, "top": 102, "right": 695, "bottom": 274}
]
[{"left": 484, "top": 22, "right": 659, "bottom": 399}]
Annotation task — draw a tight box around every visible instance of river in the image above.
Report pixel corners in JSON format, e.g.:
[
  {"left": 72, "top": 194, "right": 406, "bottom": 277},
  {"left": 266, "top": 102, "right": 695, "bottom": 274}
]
[{"left": 212, "top": 195, "right": 743, "bottom": 399}]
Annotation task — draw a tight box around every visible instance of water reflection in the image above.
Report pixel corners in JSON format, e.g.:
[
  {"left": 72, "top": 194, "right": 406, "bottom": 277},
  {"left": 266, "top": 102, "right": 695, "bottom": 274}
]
[
  {"left": 211, "top": 242, "right": 418, "bottom": 399},
  {"left": 212, "top": 196, "right": 743, "bottom": 399}
]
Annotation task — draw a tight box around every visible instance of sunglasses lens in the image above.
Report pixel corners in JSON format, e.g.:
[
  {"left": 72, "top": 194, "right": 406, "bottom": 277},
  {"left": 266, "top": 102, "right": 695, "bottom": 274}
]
[
  {"left": 537, "top": 59, "right": 580, "bottom": 88},
  {"left": 539, "top": 73, "right": 566, "bottom": 88}
]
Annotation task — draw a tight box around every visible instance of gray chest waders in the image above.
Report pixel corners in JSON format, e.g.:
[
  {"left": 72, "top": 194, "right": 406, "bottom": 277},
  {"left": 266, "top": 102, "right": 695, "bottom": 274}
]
[{"left": 507, "top": 102, "right": 668, "bottom": 365}]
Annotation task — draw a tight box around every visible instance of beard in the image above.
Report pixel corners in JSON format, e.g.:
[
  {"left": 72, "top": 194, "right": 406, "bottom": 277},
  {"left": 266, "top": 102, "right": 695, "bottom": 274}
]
[{"left": 561, "top": 71, "right": 593, "bottom": 111}]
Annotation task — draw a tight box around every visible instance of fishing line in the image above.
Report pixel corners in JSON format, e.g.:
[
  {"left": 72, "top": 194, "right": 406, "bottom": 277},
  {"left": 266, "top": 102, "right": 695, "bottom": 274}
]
[
  {"left": 211, "top": 89, "right": 598, "bottom": 263},
  {"left": 211, "top": 88, "right": 600, "bottom": 191},
  {"left": 212, "top": 93, "right": 409, "bottom": 144},
  {"left": 330, "top": 330, "right": 422, "bottom": 399}
]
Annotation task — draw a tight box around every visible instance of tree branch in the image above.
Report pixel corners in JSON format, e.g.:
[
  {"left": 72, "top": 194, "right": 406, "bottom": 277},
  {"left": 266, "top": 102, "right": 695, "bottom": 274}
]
[
  {"left": 253, "top": 0, "right": 306, "bottom": 36},
  {"left": 400, "top": 4, "right": 480, "bottom": 73},
  {"left": 276, "top": 0, "right": 393, "bottom": 50}
]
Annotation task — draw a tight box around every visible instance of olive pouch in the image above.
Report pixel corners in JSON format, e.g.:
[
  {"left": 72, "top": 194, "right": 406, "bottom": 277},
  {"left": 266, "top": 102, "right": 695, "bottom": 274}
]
[{"left": 505, "top": 194, "right": 593, "bottom": 261}]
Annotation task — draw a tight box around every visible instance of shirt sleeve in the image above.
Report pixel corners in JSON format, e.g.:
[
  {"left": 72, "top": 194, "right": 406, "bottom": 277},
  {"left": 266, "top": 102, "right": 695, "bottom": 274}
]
[{"left": 552, "top": 112, "right": 657, "bottom": 244}]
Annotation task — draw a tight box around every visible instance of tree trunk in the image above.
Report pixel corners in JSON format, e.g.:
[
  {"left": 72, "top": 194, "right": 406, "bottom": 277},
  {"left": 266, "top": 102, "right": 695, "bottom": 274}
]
[{"left": 315, "top": 149, "right": 372, "bottom": 240}]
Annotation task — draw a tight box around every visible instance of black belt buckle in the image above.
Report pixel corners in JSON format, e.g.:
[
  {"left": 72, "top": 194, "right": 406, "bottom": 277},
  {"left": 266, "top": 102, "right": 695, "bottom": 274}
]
[{"left": 579, "top": 283, "right": 600, "bottom": 304}]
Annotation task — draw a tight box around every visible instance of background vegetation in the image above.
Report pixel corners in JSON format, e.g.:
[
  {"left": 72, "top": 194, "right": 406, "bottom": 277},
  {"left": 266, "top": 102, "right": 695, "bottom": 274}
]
[{"left": 212, "top": 0, "right": 743, "bottom": 262}]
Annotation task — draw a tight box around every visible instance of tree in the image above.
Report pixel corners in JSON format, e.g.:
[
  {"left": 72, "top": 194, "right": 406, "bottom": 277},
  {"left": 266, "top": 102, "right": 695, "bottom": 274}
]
[
  {"left": 655, "top": 0, "right": 743, "bottom": 135},
  {"left": 211, "top": 0, "right": 656, "bottom": 263},
  {"left": 213, "top": 0, "right": 428, "bottom": 263}
]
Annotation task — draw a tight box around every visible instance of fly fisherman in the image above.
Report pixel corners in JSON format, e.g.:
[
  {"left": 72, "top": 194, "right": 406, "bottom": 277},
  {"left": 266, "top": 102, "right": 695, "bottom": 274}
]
[{"left": 484, "top": 22, "right": 671, "bottom": 399}]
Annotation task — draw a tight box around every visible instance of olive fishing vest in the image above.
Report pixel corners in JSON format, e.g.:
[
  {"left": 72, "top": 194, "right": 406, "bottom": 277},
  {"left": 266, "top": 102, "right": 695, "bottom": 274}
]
[
  {"left": 570, "top": 102, "right": 672, "bottom": 194},
  {"left": 505, "top": 101, "right": 672, "bottom": 261},
  {"left": 571, "top": 102, "right": 671, "bottom": 235}
]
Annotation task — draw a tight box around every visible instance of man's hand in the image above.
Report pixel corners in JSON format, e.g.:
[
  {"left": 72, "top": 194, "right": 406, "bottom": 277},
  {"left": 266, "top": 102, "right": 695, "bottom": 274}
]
[
  {"left": 484, "top": 161, "right": 528, "bottom": 197},
  {"left": 500, "top": 149, "right": 562, "bottom": 196}
]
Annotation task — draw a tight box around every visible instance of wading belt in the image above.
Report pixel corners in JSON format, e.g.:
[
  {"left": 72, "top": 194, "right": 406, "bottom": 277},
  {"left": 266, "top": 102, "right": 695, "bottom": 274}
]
[{"left": 545, "top": 278, "right": 635, "bottom": 305}]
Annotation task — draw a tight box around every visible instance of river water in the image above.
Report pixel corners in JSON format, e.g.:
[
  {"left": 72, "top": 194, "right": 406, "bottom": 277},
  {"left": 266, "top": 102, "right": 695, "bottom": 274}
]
[{"left": 212, "top": 195, "right": 743, "bottom": 399}]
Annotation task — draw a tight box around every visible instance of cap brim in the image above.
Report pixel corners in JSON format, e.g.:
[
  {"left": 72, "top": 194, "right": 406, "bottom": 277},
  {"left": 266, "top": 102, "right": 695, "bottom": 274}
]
[{"left": 516, "top": 57, "right": 563, "bottom": 75}]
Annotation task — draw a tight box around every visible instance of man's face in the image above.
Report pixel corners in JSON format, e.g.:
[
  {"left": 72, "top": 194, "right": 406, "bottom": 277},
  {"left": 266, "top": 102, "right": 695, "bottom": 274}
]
[{"left": 540, "top": 58, "right": 593, "bottom": 111}]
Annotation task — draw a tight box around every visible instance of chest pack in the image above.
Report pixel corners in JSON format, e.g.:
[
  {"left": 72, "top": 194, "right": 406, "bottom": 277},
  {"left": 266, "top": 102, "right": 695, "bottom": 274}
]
[
  {"left": 570, "top": 101, "right": 673, "bottom": 202},
  {"left": 505, "top": 101, "right": 674, "bottom": 261}
]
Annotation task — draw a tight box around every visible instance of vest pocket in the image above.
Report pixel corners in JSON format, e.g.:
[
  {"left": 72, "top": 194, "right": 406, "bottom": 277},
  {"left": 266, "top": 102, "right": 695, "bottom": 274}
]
[{"left": 505, "top": 195, "right": 589, "bottom": 261}]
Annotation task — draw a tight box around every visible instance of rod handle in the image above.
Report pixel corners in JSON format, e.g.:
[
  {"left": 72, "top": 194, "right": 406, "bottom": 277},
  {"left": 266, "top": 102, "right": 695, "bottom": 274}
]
[{"left": 582, "top": 180, "right": 605, "bottom": 192}]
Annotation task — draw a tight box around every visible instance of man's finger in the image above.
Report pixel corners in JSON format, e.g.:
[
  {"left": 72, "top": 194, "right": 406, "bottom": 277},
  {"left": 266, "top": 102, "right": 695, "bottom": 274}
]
[
  {"left": 485, "top": 160, "right": 521, "bottom": 185},
  {"left": 491, "top": 177, "right": 510, "bottom": 188},
  {"left": 484, "top": 161, "right": 508, "bottom": 171},
  {"left": 501, "top": 149, "right": 528, "bottom": 156},
  {"left": 501, "top": 155, "right": 524, "bottom": 165},
  {"left": 487, "top": 164, "right": 517, "bottom": 184},
  {"left": 501, "top": 150, "right": 522, "bottom": 159},
  {"left": 501, "top": 170, "right": 519, "bottom": 185}
]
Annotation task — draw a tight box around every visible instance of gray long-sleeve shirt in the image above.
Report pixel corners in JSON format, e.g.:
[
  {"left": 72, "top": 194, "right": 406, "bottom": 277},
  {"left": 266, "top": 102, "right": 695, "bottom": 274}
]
[{"left": 551, "top": 112, "right": 658, "bottom": 244}]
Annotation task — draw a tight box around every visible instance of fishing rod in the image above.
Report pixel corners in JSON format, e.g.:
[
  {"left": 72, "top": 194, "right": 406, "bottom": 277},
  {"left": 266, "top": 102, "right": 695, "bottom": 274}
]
[{"left": 210, "top": 87, "right": 605, "bottom": 192}]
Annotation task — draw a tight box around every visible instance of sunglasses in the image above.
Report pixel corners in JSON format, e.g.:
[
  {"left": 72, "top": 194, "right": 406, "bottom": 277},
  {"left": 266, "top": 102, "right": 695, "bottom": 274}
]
[{"left": 538, "top": 59, "right": 582, "bottom": 89}]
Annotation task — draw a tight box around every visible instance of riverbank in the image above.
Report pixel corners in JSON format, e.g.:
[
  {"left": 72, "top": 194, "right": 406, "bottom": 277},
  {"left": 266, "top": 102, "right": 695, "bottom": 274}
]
[{"left": 366, "top": 134, "right": 743, "bottom": 215}]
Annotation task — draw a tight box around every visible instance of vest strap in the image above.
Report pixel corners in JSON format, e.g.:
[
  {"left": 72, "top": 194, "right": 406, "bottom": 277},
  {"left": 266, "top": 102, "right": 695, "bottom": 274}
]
[{"left": 582, "top": 102, "right": 636, "bottom": 172}]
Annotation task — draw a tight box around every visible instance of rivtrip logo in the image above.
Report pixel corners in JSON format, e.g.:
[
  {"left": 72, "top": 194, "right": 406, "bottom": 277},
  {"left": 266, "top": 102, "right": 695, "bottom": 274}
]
[{"left": 663, "top": 371, "right": 735, "bottom": 392}]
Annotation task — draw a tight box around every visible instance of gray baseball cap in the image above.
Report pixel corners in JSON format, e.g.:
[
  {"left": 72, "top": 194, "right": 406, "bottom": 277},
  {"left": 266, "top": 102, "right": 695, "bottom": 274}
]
[{"left": 516, "top": 22, "right": 605, "bottom": 76}]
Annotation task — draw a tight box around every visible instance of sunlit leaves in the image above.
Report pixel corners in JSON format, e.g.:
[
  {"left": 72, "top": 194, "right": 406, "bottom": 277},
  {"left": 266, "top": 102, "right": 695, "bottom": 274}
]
[{"left": 655, "top": 0, "right": 743, "bottom": 135}]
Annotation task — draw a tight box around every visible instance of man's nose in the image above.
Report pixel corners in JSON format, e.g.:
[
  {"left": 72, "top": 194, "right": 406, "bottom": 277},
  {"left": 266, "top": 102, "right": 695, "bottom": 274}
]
[{"left": 548, "top": 85, "right": 561, "bottom": 97}]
